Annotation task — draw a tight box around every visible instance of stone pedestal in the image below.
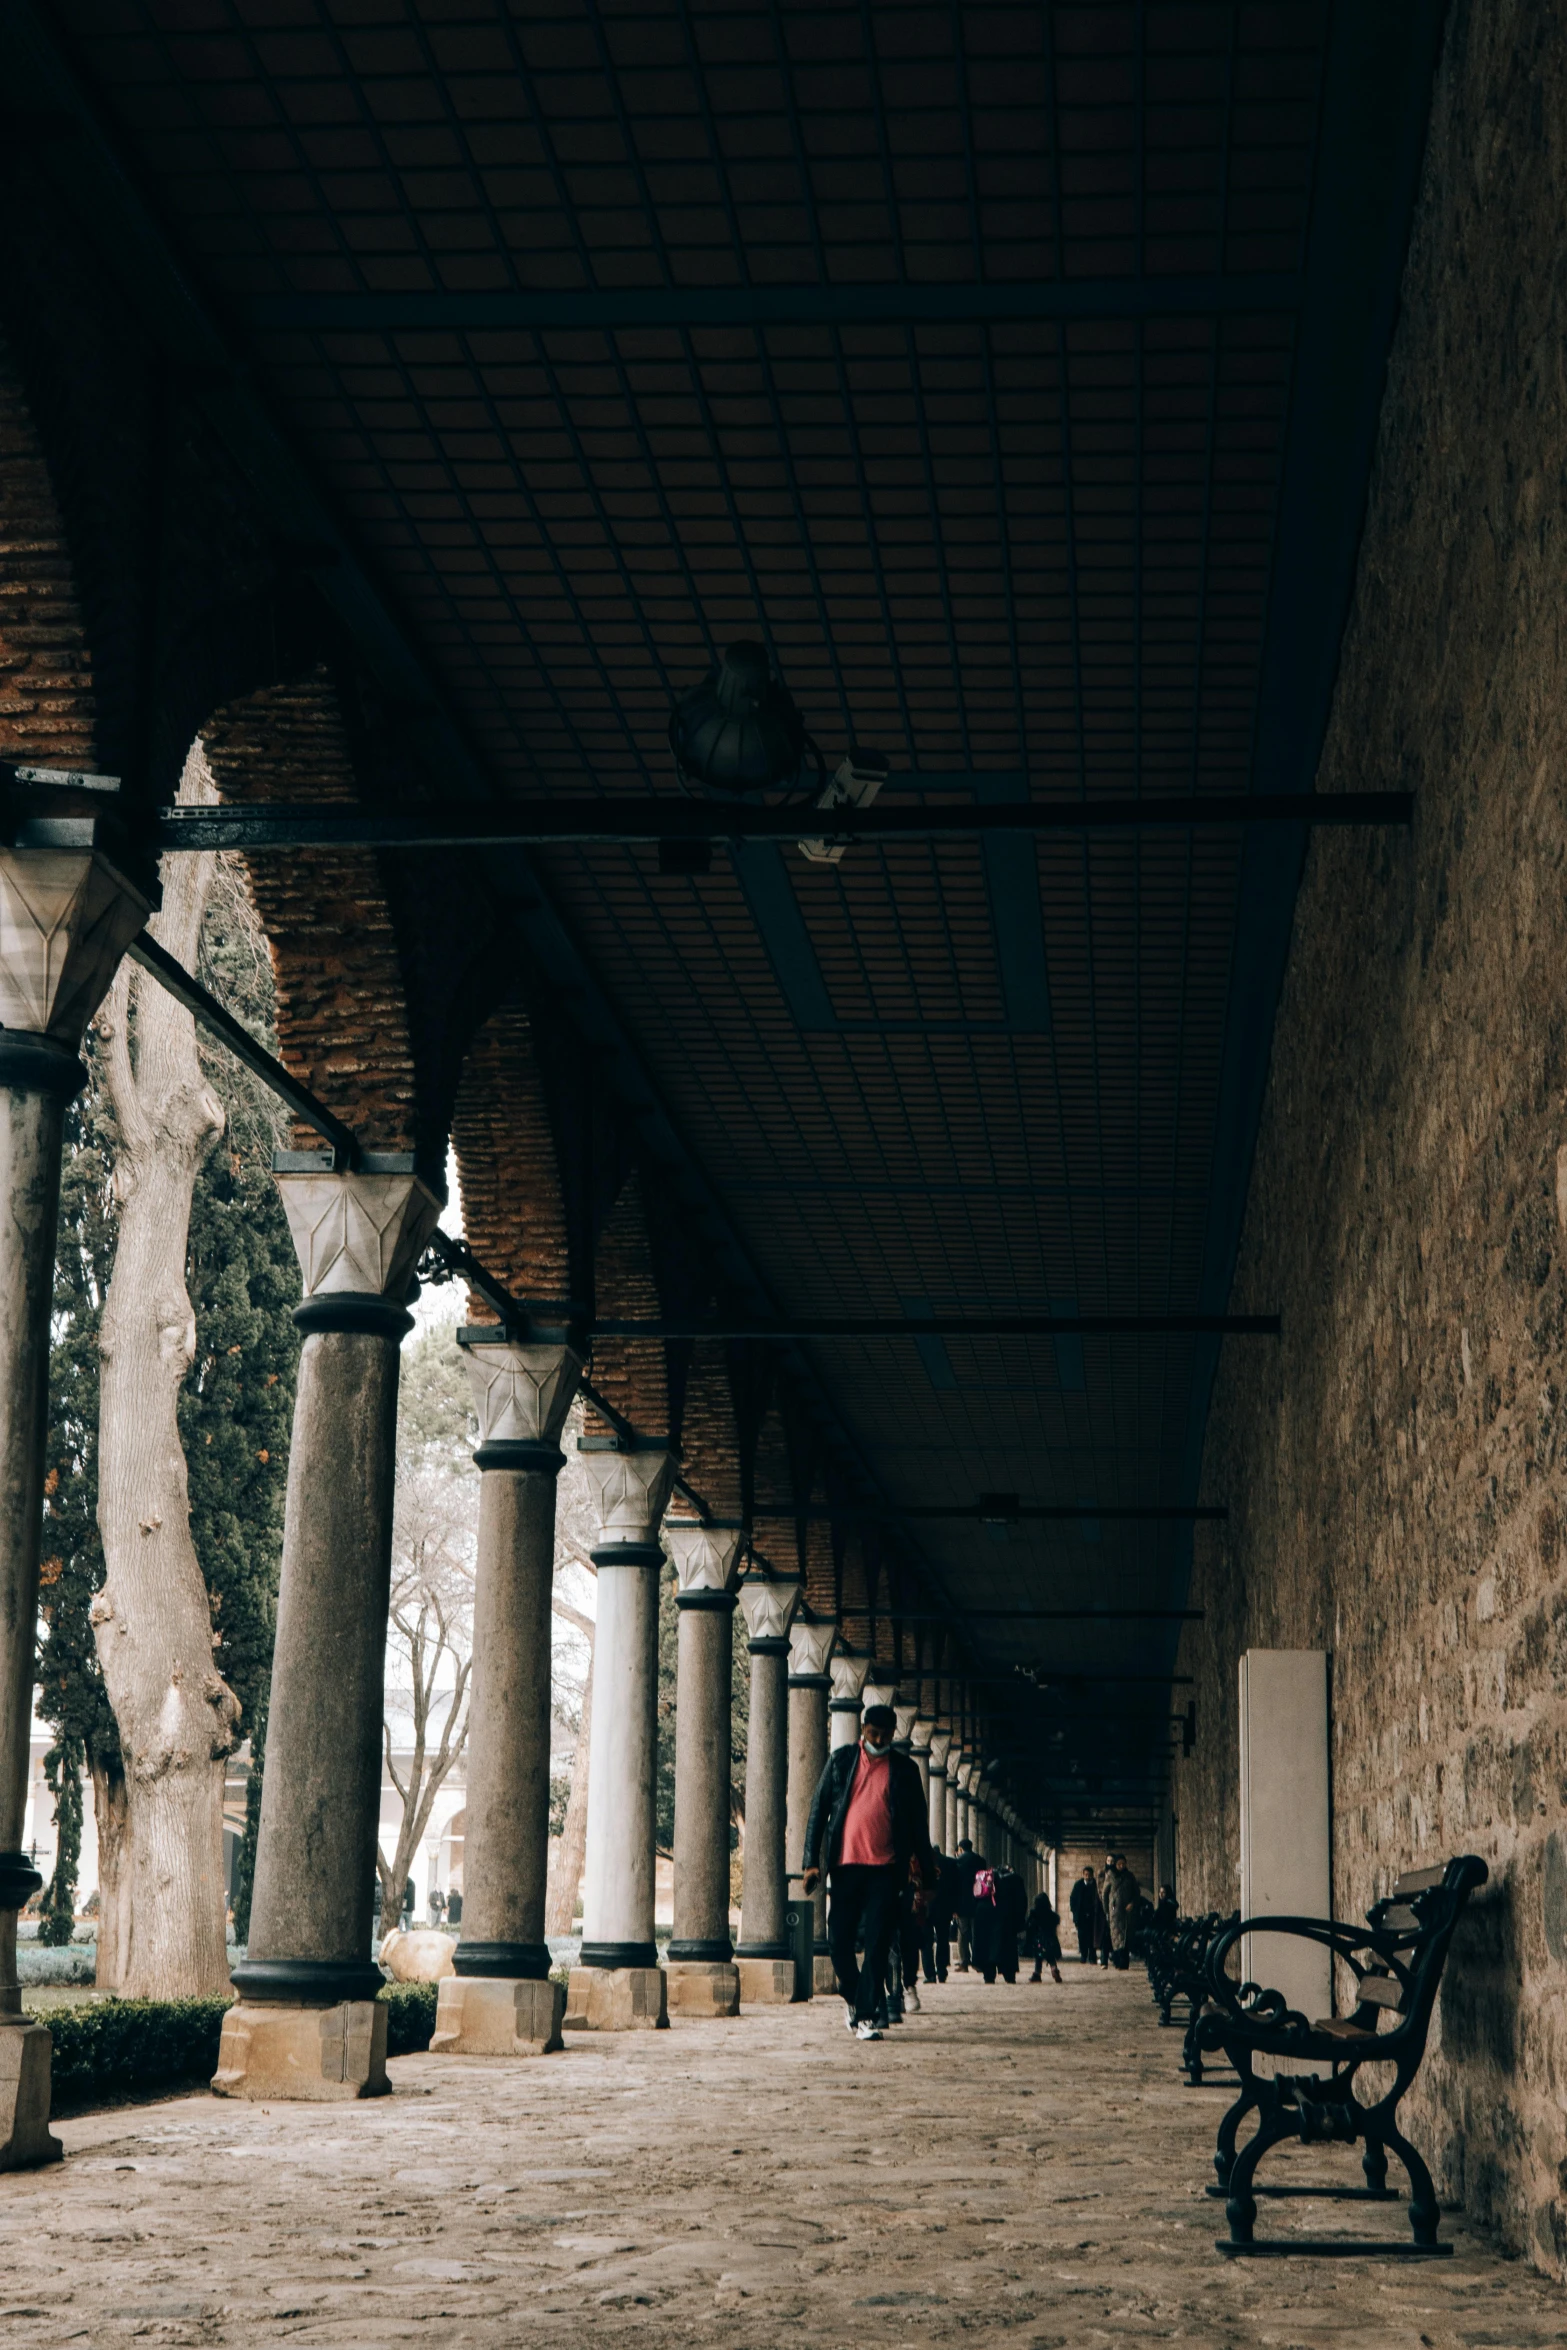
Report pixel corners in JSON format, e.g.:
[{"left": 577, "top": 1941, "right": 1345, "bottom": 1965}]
[
  {"left": 665, "top": 1523, "right": 741, "bottom": 2016},
  {"left": 449, "top": 1331, "right": 579, "bottom": 2054},
  {"left": 225, "top": 1167, "right": 441, "bottom": 2094},
  {"left": 0, "top": 2021, "right": 60, "bottom": 2169},
  {"left": 564, "top": 1965, "right": 668, "bottom": 2031},
  {"left": 664, "top": 1959, "right": 740, "bottom": 2018},
  {"left": 431, "top": 1974, "right": 565, "bottom": 2056},
  {"left": 0, "top": 838, "right": 148, "bottom": 2167},
  {"left": 212, "top": 1999, "right": 389, "bottom": 2100},
  {"left": 735, "top": 1571, "right": 799, "bottom": 1974},
  {"left": 575, "top": 1447, "right": 674, "bottom": 2019},
  {"left": 736, "top": 1956, "right": 798, "bottom": 2005}
]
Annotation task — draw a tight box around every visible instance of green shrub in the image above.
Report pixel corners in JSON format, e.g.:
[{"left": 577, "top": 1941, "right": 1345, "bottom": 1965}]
[
  {"left": 380, "top": 1979, "right": 437, "bottom": 2055},
  {"left": 46, "top": 1996, "right": 232, "bottom": 2109},
  {"left": 40, "top": 1977, "right": 437, "bottom": 2110}
]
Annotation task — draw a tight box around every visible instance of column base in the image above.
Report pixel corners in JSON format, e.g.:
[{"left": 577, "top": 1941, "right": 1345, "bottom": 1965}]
[
  {"left": 430, "top": 1974, "right": 564, "bottom": 2056},
  {"left": 813, "top": 1953, "right": 839, "bottom": 1997},
  {"left": 211, "top": 2000, "right": 390, "bottom": 2101},
  {"left": 0, "top": 2022, "right": 61, "bottom": 2170},
  {"left": 736, "top": 1956, "right": 800, "bottom": 2005},
  {"left": 663, "top": 1960, "right": 741, "bottom": 2018},
  {"left": 563, "top": 1965, "right": 669, "bottom": 2032}
]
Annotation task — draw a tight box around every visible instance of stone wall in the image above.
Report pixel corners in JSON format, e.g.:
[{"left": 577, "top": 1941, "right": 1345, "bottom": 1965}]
[{"left": 1175, "top": 3, "right": 1567, "bottom": 2278}]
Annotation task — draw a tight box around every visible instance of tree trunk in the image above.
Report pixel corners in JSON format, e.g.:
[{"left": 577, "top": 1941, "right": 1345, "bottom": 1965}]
[
  {"left": 547, "top": 1624, "right": 593, "bottom": 1937},
  {"left": 90, "top": 1755, "right": 131, "bottom": 1992},
  {"left": 90, "top": 747, "right": 241, "bottom": 2000}
]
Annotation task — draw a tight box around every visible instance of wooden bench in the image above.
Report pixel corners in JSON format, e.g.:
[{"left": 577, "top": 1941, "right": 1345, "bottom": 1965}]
[{"left": 1193, "top": 1854, "right": 1488, "bottom": 2257}]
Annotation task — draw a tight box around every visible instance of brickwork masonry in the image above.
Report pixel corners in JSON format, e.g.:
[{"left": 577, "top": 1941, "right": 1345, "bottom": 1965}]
[{"left": 1176, "top": 6, "right": 1567, "bottom": 2282}]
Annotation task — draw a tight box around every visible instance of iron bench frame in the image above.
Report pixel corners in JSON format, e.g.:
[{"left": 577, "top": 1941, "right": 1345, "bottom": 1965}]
[{"left": 1193, "top": 1854, "right": 1488, "bottom": 2257}]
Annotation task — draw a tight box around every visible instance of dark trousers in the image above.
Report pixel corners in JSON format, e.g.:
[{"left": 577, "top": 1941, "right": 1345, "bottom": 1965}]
[
  {"left": 1074, "top": 1923, "right": 1093, "bottom": 1963},
  {"left": 828, "top": 1864, "right": 899, "bottom": 2022}
]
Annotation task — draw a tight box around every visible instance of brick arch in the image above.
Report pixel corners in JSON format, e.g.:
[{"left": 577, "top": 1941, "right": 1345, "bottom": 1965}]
[
  {"left": 0, "top": 332, "right": 97, "bottom": 770},
  {"left": 201, "top": 672, "right": 418, "bottom": 1154},
  {"left": 666, "top": 1340, "right": 743, "bottom": 1524},
  {"left": 450, "top": 994, "right": 572, "bottom": 1322},
  {"left": 749, "top": 1403, "right": 803, "bottom": 1580},
  {"left": 803, "top": 1515, "right": 837, "bottom": 1618},
  {"left": 839, "top": 1532, "right": 874, "bottom": 1652},
  {"left": 587, "top": 1170, "right": 669, "bottom": 1439}
]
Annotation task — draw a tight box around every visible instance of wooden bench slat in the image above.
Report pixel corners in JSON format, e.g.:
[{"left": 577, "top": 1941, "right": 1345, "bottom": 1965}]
[
  {"left": 1392, "top": 1865, "right": 1445, "bottom": 1893},
  {"left": 1379, "top": 1902, "right": 1420, "bottom": 1929},
  {"left": 1316, "top": 2016, "right": 1379, "bottom": 2039},
  {"left": 1356, "top": 1974, "right": 1406, "bottom": 2010}
]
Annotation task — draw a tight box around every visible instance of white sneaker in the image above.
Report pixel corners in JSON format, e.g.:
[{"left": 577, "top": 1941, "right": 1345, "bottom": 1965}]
[
  {"left": 906, "top": 1982, "right": 922, "bottom": 2011},
  {"left": 855, "top": 2019, "right": 883, "bottom": 2041}
]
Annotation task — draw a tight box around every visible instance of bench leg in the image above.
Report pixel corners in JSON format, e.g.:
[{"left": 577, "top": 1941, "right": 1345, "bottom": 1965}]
[
  {"left": 1221, "top": 2106, "right": 1290, "bottom": 2245},
  {"left": 1383, "top": 2121, "right": 1441, "bottom": 2247},
  {"left": 1213, "top": 2067, "right": 1258, "bottom": 2189}
]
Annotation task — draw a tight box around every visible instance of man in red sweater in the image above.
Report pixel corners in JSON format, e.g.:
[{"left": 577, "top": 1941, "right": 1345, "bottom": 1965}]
[{"left": 802, "top": 1703, "right": 935, "bottom": 2040}]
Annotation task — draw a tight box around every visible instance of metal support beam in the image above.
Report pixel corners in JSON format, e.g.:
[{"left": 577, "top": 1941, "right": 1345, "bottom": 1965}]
[
  {"left": 144, "top": 792, "right": 1412, "bottom": 855},
  {"left": 243, "top": 274, "right": 1304, "bottom": 334}
]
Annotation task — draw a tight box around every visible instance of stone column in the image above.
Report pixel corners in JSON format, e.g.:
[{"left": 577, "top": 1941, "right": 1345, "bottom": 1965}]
[
  {"left": 954, "top": 1756, "right": 974, "bottom": 1848},
  {"left": 909, "top": 1717, "right": 933, "bottom": 1804},
  {"left": 0, "top": 836, "right": 148, "bottom": 2167},
  {"left": 828, "top": 1648, "right": 869, "bottom": 1750},
  {"left": 786, "top": 1614, "right": 835, "bottom": 1993},
  {"left": 927, "top": 1729, "right": 952, "bottom": 1852},
  {"left": 219, "top": 1164, "right": 441, "bottom": 2100},
  {"left": 566, "top": 1445, "right": 675, "bottom": 2033},
  {"left": 735, "top": 1569, "right": 800, "bottom": 2003},
  {"left": 432, "top": 1334, "right": 580, "bottom": 2059},
  {"left": 663, "top": 1523, "right": 741, "bottom": 2019}
]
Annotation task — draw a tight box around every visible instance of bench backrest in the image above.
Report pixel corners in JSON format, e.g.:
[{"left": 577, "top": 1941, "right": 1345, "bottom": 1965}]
[{"left": 1354, "top": 1854, "right": 1488, "bottom": 2051}]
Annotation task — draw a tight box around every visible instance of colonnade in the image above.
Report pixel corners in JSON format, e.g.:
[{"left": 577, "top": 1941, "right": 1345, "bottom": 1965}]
[{"left": 0, "top": 832, "right": 1055, "bottom": 2148}]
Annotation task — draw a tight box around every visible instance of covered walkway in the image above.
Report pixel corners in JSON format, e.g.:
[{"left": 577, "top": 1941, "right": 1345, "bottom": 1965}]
[{"left": 5, "top": 1972, "right": 1563, "bottom": 2348}]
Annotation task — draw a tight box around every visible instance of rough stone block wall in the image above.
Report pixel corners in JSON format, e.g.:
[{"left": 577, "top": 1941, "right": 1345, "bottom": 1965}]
[{"left": 1175, "top": 4, "right": 1567, "bottom": 2279}]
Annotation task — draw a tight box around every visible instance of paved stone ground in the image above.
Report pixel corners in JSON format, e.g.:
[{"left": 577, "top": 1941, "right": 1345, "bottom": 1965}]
[{"left": 2, "top": 1964, "right": 1563, "bottom": 2348}]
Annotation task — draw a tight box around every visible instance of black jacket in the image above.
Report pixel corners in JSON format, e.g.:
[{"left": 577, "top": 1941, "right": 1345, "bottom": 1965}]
[
  {"left": 1069, "top": 1876, "right": 1101, "bottom": 1934},
  {"left": 803, "top": 1742, "right": 935, "bottom": 1880}
]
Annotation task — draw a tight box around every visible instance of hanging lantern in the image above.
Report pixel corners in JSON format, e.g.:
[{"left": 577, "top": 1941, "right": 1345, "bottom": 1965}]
[{"left": 667, "top": 641, "right": 819, "bottom": 798}]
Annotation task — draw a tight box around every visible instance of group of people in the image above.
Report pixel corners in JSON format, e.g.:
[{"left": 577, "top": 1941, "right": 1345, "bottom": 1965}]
[
  {"left": 1067, "top": 1856, "right": 1177, "bottom": 1969},
  {"left": 802, "top": 1702, "right": 1164, "bottom": 2039}
]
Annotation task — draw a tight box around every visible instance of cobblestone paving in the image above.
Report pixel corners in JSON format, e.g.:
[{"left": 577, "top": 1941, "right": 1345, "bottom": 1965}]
[{"left": 2, "top": 1965, "right": 1563, "bottom": 2347}]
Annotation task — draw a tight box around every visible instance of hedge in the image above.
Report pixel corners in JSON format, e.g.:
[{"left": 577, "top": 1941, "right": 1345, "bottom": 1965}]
[{"left": 42, "top": 1978, "right": 440, "bottom": 2110}]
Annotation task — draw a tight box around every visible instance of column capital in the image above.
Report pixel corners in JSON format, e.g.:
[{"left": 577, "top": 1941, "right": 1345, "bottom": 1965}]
[
  {"left": 909, "top": 1717, "right": 934, "bottom": 1754},
  {"left": 954, "top": 1757, "right": 975, "bottom": 1794},
  {"left": 828, "top": 1651, "right": 869, "bottom": 1712},
  {"left": 276, "top": 1167, "right": 442, "bottom": 1337},
  {"left": 787, "top": 1614, "right": 836, "bottom": 1685},
  {"left": 928, "top": 1728, "right": 953, "bottom": 1772},
  {"left": 892, "top": 1704, "right": 918, "bottom": 1748},
  {"left": 862, "top": 1672, "right": 898, "bottom": 1713},
  {"left": 459, "top": 1331, "right": 581, "bottom": 1470},
  {"left": 665, "top": 1521, "right": 741, "bottom": 1606},
  {"left": 582, "top": 1447, "right": 676, "bottom": 1561},
  {"left": 0, "top": 841, "right": 150, "bottom": 1051},
  {"left": 736, "top": 1570, "right": 800, "bottom": 1651}
]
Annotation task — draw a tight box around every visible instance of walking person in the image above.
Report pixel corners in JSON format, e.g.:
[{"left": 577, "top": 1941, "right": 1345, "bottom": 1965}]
[
  {"left": 803, "top": 1702, "right": 936, "bottom": 2042},
  {"left": 1068, "top": 1865, "right": 1101, "bottom": 1964},
  {"left": 1103, "top": 1851, "right": 1141, "bottom": 1971},
  {"left": 1025, "top": 1889, "right": 1063, "bottom": 1983},
  {"left": 951, "top": 1837, "right": 981, "bottom": 1971}
]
